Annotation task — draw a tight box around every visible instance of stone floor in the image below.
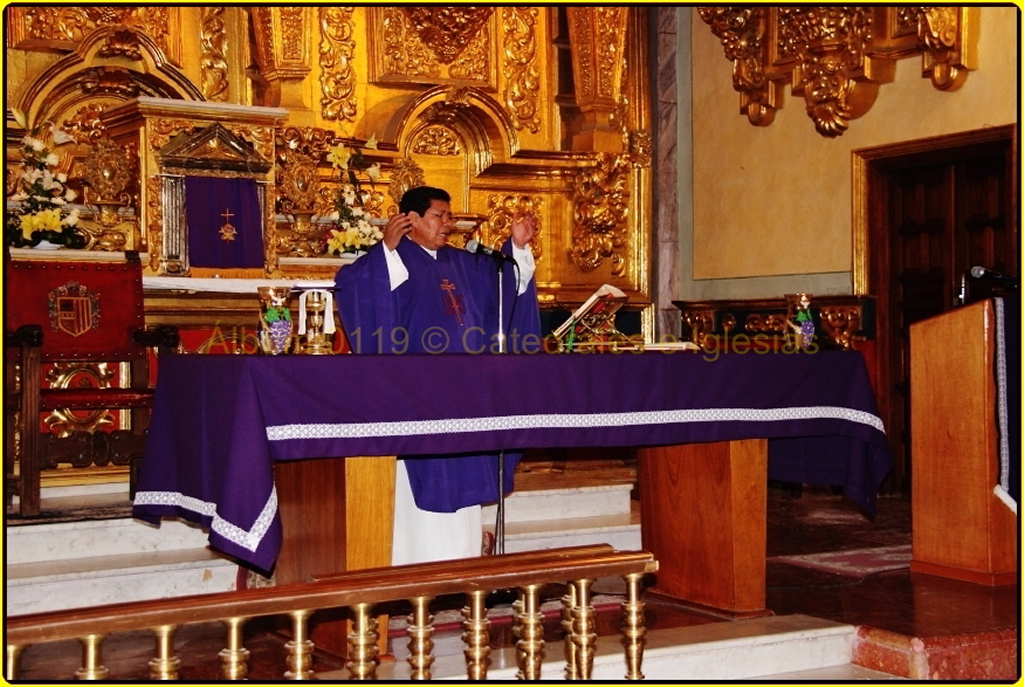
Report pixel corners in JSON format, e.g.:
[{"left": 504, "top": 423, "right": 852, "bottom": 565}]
[{"left": 11, "top": 484, "right": 1019, "bottom": 681}]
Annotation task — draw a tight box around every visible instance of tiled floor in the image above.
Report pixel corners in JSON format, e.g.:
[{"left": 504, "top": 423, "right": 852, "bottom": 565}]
[{"left": 12, "top": 486, "right": 1019, "bottom": 681}]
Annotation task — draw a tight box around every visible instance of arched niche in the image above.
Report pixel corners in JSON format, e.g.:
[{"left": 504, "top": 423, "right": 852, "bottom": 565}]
[
  {"left": 383, "top": 86, "right": 520, "bottom": 212},
  {"left": 14, "top": 25, "right": 202, "bottom": 134}
]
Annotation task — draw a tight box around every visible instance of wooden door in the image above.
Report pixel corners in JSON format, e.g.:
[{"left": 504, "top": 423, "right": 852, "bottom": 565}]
[{"left": 866, "top": 126, "right": 1017, "bottom": 494}]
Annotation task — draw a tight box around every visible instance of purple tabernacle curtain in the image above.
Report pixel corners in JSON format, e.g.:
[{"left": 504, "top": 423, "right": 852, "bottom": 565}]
[{"left": 184, "top": 176, "right": 263, "bottom": 268}]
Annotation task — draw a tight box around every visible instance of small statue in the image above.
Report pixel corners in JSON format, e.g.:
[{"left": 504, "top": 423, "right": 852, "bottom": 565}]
[{"left": 787, "top": 293, "right": 814, "bottom": 350}]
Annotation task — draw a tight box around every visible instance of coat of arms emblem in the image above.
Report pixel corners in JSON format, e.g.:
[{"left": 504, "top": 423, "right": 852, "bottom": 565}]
[{"left": 47, "top": 281, "right": 101, "bottom": 337}]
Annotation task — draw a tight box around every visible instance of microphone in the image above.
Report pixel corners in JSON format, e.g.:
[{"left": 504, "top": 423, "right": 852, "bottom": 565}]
[
  {"left": 466, "top": 239, "right": 517, "bottom": 264},
  {"left": 970, "top": 265, "right": 1019, "bottom": 288}
]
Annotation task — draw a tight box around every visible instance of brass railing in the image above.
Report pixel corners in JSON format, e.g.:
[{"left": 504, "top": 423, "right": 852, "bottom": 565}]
[{"left": 6, "top": 545, "right": 658, "bottom": 681}]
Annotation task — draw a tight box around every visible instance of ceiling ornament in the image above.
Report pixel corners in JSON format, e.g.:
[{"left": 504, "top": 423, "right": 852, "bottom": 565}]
[
  {"left": 698, "top": 6, "right": 976, "bottom": 137},
  {"left": 403, "top": 7, "right": 493, "bottom": 65}
]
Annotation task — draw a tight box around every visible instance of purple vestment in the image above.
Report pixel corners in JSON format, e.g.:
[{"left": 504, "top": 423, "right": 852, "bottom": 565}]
[{"left": 334, "top": 236, "right": 541, "bottom": 512}]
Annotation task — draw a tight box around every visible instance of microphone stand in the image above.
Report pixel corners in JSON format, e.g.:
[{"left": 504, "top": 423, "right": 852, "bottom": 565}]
[{"left": 494, "top": 256, "right": 507, "bottom": 556}]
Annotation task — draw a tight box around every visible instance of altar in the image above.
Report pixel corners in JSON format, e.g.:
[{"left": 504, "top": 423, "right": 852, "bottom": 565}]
[{"left": 133, "top": 349, "right": 890, "bottom": 618}]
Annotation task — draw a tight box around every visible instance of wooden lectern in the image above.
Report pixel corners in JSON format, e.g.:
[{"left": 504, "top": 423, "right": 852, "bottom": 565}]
[{"left": 909, "top": 299, "right": 1017, "bottom": 585}]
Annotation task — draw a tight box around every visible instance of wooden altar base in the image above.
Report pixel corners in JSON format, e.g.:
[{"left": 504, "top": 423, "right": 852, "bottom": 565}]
[{"left": 638, "top": 439, "right": 768, "bottom": 616}]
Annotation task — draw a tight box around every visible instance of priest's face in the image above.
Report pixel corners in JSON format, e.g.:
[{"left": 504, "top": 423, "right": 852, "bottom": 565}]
[{"left": 409, "top": 200, "right": 454, "bottom": 251}]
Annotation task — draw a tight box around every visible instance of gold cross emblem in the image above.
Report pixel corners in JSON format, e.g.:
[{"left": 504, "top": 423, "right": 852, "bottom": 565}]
[{"left": 219, "top": 208, "right": 237, "bottom": 241}]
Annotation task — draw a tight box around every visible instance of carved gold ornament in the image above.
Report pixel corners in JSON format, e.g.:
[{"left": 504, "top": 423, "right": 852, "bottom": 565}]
[
  {"left": 82, "top": 139, "right": 132, "bottom": 203},
  {"left": 818, "top": 306, "right": 861, "bottom": 351},
  {"left": 745, "top": 313, "right": 789, "bottom": 334},
  {"left": 681, "top": 310, "right": 714, "bottom": 347},
  {"left": 97, "top": 28, "right": 142, "bottom": 60},
  {"left": 146, "top": 175, "right": 163, "bottom": 271},
  {"left": 501, "top": 7, "right": 541, "bottom": 134},
  {"left": 570, "top": 153, "right": 632, "bottom": 275},
  {"left": 277, "top": 152, "right": 321, "bottom": 215},
  {"left": 412, "top": 126, "right": 462, "bottom": 156},
  {"left": 387, "top": 158, "right": 427, "bottom": 208},
  {"left": 319, "top": 7, "right": 358, "bottom": 122},
  {"left": 381, "top": 7, "right": 442, "bottom": 79},
  {"left": 63, "top": 104, "right": 108, "bottom": 144},
  {"left": 403, "top": 7, "right": 493, "bottom": 65},
  {"left": 44, "top": 363, "right": 115, "bottom": 438},
  {"left": 200, "top": 7, "right": 229, "bottom": 102},
  {"left": 13, "top": 7, "right": 176, "bottom": 64},
  {"left": 486, "top": 194, "right": 543, "bottom": 262},
  {"left": 699, "top": 6, "right": 976, "bottom": 137}
]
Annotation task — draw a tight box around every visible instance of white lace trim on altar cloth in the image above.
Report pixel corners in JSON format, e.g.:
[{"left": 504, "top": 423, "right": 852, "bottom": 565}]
[
  {"left": 133, "top": 487, "right": 278, "bottom": 553},
  {"left": 265, "top": 405, "right": 885, "bottom": 442},
  {"left": 992, "top": 298, "right": 1017, "bottom": 514}
]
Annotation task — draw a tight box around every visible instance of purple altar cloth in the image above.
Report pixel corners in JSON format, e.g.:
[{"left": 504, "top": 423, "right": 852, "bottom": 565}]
[{"left": 132, "top": 350, "right": 891, "bottom": 573}]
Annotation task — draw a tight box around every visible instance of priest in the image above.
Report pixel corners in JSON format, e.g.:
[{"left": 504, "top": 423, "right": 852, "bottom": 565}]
[{"left": 334, "top": 186, "right": 541, "bottom": 564}]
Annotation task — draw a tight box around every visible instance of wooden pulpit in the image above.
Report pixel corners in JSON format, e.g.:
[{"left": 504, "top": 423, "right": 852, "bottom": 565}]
[{"left": 909, "top": 299, "right": 1017, "bottom": 585}]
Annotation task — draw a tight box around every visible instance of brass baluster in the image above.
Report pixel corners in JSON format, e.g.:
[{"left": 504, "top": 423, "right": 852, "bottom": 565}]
[
  {"left": 512, "top": 593, "right": 524, "bottom": 679},
  {"left": 346, "top": 602, "right": 378, "bottom": 680},
  {"left": 561, "top": 582, "right": 579, "bottom": 679},
  {"left": 148, "top": 624, "right": 181, "bottom": 680},
  {"left": 461, "top": 589, "right": 490, "bottom": 680},
  {"left": 285, "top": 609, "right": 315, "bottom": 680},
  {"left": 515, "top": 584, "right": 545, "bottom": 680},
  {"left": 219, "top": 616, "right": 250, "bottom": 680},
  {"left": 74, "top": 633, "right": 109, "bottom": 680},
  {"left": 6, "top": 643, "right": 24, "bottom": 681},
  {"left": 570, "top": 578, "right": 596, "bottom": 680},
  {"left": 406, "top": 595, "right": 435, "bottom": 680},
  {"left": 621, "top": 572, "right": 647, "bottom": 680}
]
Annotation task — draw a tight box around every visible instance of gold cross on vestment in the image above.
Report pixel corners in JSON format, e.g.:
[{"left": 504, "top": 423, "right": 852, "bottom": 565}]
[
  {"left": 440, "top": 278, "right": 465, "bottom": 326},
  {"left": 219, "top": 207, "right": 237, "bottom": 241}
]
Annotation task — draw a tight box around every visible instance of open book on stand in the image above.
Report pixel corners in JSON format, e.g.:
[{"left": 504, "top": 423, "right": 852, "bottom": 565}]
[{"left": 552, "top": 284, "right": 700, "bottom": 353}]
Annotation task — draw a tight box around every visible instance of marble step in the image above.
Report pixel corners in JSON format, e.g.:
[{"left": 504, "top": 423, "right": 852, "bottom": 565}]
[
  {"left": 6, "top": 517, "right": 213, "bottom": 565},
  {"left": 325, "top": 614, "right": 902, "bottom": 681},
  {"left": 6, "top": 548, "right": 238, "bottom": 616},
  {"left": 483, "top": 482, "right": 632, "bottom": 524},
  {"left": 6, "top": 479, "right": 636, "bottom": 616},
  {"left": 483, "top": 501, "right": 642, "bottom": 553}
]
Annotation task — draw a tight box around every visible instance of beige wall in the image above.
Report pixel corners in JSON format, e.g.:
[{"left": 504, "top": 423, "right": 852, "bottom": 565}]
[{"left": 685, "top": 6, "right": 1019, "bottom": 299}]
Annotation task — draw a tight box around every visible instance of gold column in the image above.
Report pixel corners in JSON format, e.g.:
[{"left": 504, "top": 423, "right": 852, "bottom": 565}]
[
  {"left": 566, "top": 7, "right": 629, "bottom": 152},
  {"left": 249, "top": 7, "right": 314, "bottom": 119}
]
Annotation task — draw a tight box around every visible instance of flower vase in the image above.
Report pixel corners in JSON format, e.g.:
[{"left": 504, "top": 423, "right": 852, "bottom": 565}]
[{"left": 257, "top": 286, "right": 294, "bottom": 355}]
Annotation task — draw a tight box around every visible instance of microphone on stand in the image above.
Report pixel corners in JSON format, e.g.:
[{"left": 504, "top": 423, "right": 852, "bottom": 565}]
[
  {"left": 466, "top": 239, "right": 517, "bottom": 265},
  {"left": 970, "top": 265, "right": 1019, "bottom": 289}
]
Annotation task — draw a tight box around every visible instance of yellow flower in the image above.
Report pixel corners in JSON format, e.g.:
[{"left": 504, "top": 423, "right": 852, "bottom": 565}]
[
  {"left": 327, "top": 145, "right": 351, "bottom": 170},
  {"left": 364, "top": 133, "right": 379, "bottom": 150},
  {"left": 326, "top": 229, "right": 346, "bottom": 254},
  {"left": 366, "top": 163, "right": 381, "bottom": 182},
  {"left": 19, "top": 208, "right": 62, "bottom": 239}
]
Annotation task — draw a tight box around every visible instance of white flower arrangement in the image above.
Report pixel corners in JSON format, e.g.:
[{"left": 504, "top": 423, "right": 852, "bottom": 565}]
[
  {"left": 5, "top": 108, "right": 86, "bottom": 249},
  {"left": 324, "top": 134, "right": 383, "bottom": 256}
]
